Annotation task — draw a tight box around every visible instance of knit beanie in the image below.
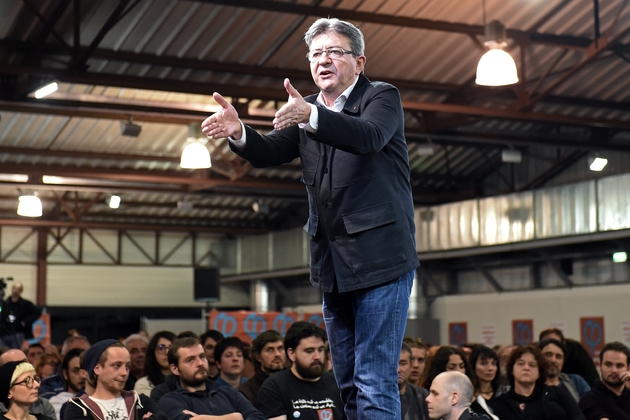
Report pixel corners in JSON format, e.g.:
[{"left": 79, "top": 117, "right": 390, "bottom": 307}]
[
  {"left": 83, "top": 339, "right": 118, "bottom": 383},
  {"left": 0, "top": 361, "right": 23, "bottom": 406}
]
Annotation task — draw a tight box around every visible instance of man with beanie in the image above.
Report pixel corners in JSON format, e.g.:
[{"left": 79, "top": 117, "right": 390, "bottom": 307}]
[
  {"left": 65, "top": 339, "right": 167, "bottom": 420},
  {"left": 0, "top": 349, "right": 55, "bottom": 419}
]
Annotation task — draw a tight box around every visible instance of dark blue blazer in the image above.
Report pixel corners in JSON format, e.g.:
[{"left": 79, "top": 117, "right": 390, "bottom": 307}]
[{"left": 231, "top": 74, "right": 419, "bottom": 293}]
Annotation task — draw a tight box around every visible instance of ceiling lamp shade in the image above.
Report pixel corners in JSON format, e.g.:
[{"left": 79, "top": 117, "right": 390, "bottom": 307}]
[
  {"left": 17, "top": 194, "right": 43, "bottom": 217},
  {"left": 180, "top": 139, "right": 211, "bottom": 169},
  {"left": 589, "top": 157, "right": 607, "bottom": 171},
  {"left": 108, "top": 195, "right": 121, "bottom": 209},
  {"left": 34, "top": 82, "right": 58, "bottom": 99},
  {"left": 476, "top": 21, "right": 519, "bottom": 86}
]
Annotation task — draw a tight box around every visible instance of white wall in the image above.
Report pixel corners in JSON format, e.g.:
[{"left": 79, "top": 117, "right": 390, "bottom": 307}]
[
  {"left": 0, "top": 263, "right": 248, "bottom": 308},
  {"left": 47, "top": 265, "right": 249, "bottom": 307},
  {"left": 431, "top": 283, "right": 630, "bottom": 346}
]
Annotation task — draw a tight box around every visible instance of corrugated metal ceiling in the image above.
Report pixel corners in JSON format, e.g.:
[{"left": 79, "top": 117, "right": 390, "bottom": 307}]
[{"left": 0, "top": 0, "right": 629, "bottom": 232}]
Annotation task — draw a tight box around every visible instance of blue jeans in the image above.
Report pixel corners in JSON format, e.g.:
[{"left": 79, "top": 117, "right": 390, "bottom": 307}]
[{"left": 323, "top": 270, "right": 414, "bottom": 420}]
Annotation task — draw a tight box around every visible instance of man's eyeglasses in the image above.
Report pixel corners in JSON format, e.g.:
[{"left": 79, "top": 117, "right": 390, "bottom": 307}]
[
  {"left": 307, "top": 47, "right": 354, "bottom": 62},
  {"left": 12, "top": 376, "right": 41, "bottom": 389},
  {"left": 156, "top": 344, "right": 170, "bottom": 354}
]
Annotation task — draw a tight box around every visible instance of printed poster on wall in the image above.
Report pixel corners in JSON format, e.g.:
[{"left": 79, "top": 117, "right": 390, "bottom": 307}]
[
  {"left": 208, "top": 310, "right": 325, "bottom": 343},
  {"left": 512, "top": 319, "right": 534, "bottom": 345},
  {"left": 580, "top": 316, "right": 605, "bottom": 366},
  {"left": 481, "top": 324, "right": 497, "bottom": 348},
  {"left": 448, "top": 322, "right": 468, "bottom": 346},
  {"left": 24, "top": 313, "right": 51, "bottom": 347}
]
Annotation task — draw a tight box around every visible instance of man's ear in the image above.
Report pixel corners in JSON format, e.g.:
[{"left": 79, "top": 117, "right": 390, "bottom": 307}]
[
  {"left": 450, "top": 391, "right": 460, "bottom": 406},
  {"left": 93, "top": 364, "right": 102, "bottom": 376},
  {"left": 287, "top": 348, "right": 296, "bottom": 363},
  {"left": 169, "top": 364, "right": 179, "bottom": 376}
]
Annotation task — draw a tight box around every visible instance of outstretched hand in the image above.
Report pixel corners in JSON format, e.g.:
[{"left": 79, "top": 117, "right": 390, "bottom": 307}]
[
  {"left": 273, "top": 78, "right": 311, "bottom": 131},
  {"left": 201, "top": 92, "right": 243, "bottom": 140}
]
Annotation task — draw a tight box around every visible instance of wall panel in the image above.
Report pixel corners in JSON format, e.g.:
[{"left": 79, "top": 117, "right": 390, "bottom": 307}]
[
  {"left": 432, "top": 283, "right": 630, "bottom": 345},
  {"left": 47, "top": 265, "right": 248, "bottom": 307}
]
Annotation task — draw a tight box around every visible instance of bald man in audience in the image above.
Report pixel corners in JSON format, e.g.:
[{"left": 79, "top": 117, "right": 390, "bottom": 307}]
[
  {"left": 426, "top": 371, "right": 490, "bottom": 420},
  {"left": 0, "top": 349, "right": 56, "bottom": 418}
]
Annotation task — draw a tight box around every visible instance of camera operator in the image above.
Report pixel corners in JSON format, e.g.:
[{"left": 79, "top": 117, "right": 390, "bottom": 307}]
[{"left": 0, "top": 282, "right": 41, "bottom": 349}]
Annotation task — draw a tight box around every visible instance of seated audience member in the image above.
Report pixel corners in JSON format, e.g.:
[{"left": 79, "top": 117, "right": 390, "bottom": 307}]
[
  {"left": 65, "top": 339, "right": 167, "bottom": 420},
  {"left": 44, "top": 345, "right": 59, "bottom": 356},
  {"left": 579, "top": 341, "right": 630, "bottom": 420},
  {"left": 214, "top": 337, "right": 246, "bottom": 388},
  {"left": 241, "top": 342, "right": 255, "bottom": 380},
  {"left": 469, "top": 346, "right": 501, "bottom": 417},
  {"left": 39, "top": 335, "right": 90, "bottom": 399},
  {"left": 256, "top": 322, "right": 345, "bottom": 419},
  {"left": 422, "top": 346, "right": 472, "bottom": 390},
  {"left": 149, "top": 331, "right": 199, "bottom": 403},
  {"left": 496, "top": 344, "right": 516, "bottom": 386},
  {"left": 539, "top": 328, "right": 599, "bottom": 387},
  {"left": 57, "top": 349, "right": 94, "bottom": 420},
  {"left": 238, "top": 330, "right": 285, "bottom": 404},
  {"left": 399, "top": 343, "right": 429, "bottom": 420},
  {"left": 426, "top": 371, "right": 489, "bottom": 420},
  {"left": 48, "top": 349, "right": 84, "bottom": 420},
  {"left": 157, "top": 337, "right": 264, "bottom": 420},
  {"left": 489, "top": 345, "right": 585, "bottom": 420},
  {"left": 35, "top": 353, "right": 61, "bottom": 380},
  {"left": 134, "top": 331, "right": 175, "bottom": 397},
  {"left": 199, "top": 330, "right": 224, "bottom": 379},
  {"left": 404, "top": 337, "right": 429, "bottom": 387},
  {"left": 0, "top": 361, "right": 53, "bottom": 420},
  {"left": 26, "top": 344, "right": 46, "bottom": 365},
  {"left": 538, "top": 338, "right": 590, "bottom": 402},
  {"left": 123, "top": 333, "right": 148, "bottom": 391},
  {"left": 0, "top": 349, "right": 55, "bottom": 419}
]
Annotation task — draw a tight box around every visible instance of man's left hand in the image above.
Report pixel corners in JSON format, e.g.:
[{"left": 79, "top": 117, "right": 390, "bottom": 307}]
[{"left": 273, "top": 78, "right": 311, "bottom": 130}]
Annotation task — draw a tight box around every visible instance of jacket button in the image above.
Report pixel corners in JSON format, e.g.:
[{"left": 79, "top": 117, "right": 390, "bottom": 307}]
[
  {"left": 323, "top": 201, "right": 328, "bottom": 208},
  {"left": 324, "top": 168, "right": 329, "bottom": 174},
  {"left": 329, "top": 235, "right": 336, "bottom": 241}
]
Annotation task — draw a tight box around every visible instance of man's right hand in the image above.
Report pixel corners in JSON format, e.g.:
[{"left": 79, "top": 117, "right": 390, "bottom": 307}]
[{"left": 201, "top": 93, "right": 243, "bottom": 140}]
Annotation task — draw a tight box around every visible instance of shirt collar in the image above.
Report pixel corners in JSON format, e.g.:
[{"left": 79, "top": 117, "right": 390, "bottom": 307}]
[{"left": 316, "top": 76, "right": 359, "bottom": 110}]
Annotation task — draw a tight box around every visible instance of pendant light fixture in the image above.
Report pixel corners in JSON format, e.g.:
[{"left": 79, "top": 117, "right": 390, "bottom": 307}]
[
  {"left": 475, "top": 0, "right": 519, "bottom": 87},
  {"left": 17, "top": 193, "right": 43, "bottom": 217},
  {"left": 180, "top": 124, "right": 211, "bottom": 169}
]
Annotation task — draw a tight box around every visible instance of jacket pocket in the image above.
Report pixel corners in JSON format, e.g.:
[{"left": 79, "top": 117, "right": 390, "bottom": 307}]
[
  {"left": 341, "top": 202, "right": 406, "bottom": 273},
  {"left": 299, "top": 145, "right": 319, "bottom": 185}
]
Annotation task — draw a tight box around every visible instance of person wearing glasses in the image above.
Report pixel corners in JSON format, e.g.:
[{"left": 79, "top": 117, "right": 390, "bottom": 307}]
[
  {"left": 202, "top": 17, "right": 418, "bottom": 420},
  {"left": 0, "top": 361, "right": 52, "bottom": 420},
  {"left": 134, "top": 331, "right": 176, "bottom": 397},
  {"left": 0, "top": 350, "right": 55, "bottom": 420}
]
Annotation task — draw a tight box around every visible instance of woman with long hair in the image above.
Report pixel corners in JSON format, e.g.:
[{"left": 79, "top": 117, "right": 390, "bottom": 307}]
[
  {"left": 134, "top": 330, "right": 176, "bottom": 397},
  {"left": 0, "top": 361, "right": 53, "bottom": 420},
  {"left": 469, "top": 345, "right": 501, "bottom": 418},
  {"left": 421, "top": 346, "right": 472, "bottom": 389},
  {"left": 489, "top": 346, "right": 585, "bottom": 420}
]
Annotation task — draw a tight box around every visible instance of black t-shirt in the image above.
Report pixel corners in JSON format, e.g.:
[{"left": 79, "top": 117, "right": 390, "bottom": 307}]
[
  {"left": 256, "top": 370, "right": 346, "bottom": 420},
  {"left": 400, "top": 383, "right": 429, "bottom": 420}
]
